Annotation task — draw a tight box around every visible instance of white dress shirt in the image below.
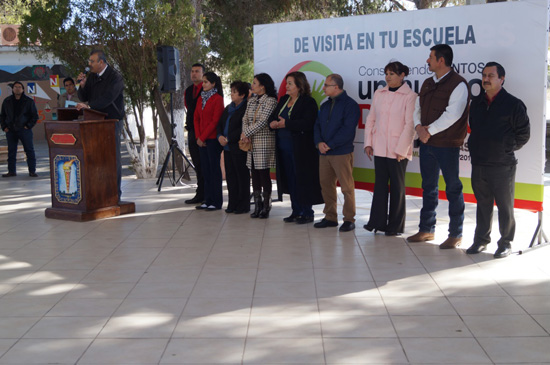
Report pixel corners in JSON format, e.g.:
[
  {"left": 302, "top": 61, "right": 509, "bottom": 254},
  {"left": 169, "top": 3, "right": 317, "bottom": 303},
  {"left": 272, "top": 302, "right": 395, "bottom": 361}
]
[{"left": 413, "top": 70, "right": 468, "bottom": 136}]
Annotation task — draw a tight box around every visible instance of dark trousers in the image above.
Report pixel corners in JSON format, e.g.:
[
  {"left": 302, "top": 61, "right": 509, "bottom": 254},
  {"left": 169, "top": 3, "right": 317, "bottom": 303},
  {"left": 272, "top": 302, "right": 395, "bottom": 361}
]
[
  {"left": 471, "top": 164, "right": 516, "bottom": 248},
  {"left": 367, "top": 156, "right": 408, "bottom": 233},
  {"left": 419, "top": 144, "right": 464, "bottom": 238},
  {"left": 199, "top": 139, "right": 223, "bottom": 208},
  {"left": 278, "top": 136, "right": 313, "bottom": 217},
  {"left": 187, "top": 129, "right": 204, "bottom": 200},
  {"left": 251, "top": 168, "right": 272, "bottom": 194},
  {"left": 224, "top": 150, "right": 250, "bottom": 212},
  {"left": 6, "top": 128, "right": 36, "bottom": 174},
  {"left": 115, "top": 121, "right": 122, "bottom": 200}
]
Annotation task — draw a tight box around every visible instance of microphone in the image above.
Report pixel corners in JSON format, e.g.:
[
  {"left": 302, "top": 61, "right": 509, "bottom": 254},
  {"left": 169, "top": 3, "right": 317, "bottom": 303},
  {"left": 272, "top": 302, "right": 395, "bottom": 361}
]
[{"left": 77, "top": 67, "right": 90, "bottom": 83}]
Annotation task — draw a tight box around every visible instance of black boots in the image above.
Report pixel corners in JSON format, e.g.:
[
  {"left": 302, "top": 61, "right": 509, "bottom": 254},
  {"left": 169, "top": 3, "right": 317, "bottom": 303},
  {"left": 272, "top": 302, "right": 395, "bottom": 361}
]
[
  {"left": 250, "top": 191, "right": 271, "bottom": 219},
  {"left": 259, "top": 192, "right": 271, "bottom": 219},
  {"left": 250, "top": 191, "right": 263, "bottom": 218}
]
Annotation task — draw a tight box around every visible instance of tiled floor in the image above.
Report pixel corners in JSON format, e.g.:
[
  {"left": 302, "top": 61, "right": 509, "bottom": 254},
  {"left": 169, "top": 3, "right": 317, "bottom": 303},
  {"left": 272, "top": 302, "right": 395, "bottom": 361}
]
[{"left": 0, "top": 141, "right": 549, "bottom": 364}]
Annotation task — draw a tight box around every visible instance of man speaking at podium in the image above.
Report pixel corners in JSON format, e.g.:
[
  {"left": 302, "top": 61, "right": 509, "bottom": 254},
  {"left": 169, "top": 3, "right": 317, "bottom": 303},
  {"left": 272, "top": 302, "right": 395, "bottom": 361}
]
[{"left": 76, "top": 49, "right": 125, "bottom": 200}]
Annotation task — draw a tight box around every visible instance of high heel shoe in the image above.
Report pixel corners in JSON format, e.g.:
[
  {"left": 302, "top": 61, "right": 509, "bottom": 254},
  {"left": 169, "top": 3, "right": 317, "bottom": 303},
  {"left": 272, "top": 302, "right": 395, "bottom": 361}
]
[{"left": 363, "top": 224, "right": 378, "bottom": 233}]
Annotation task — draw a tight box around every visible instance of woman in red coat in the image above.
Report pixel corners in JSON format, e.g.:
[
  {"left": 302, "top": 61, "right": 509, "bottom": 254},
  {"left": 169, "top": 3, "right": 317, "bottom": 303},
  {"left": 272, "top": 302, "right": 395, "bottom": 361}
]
[{"left": 194, "top": 72, "right": 224, "bottom": 210}]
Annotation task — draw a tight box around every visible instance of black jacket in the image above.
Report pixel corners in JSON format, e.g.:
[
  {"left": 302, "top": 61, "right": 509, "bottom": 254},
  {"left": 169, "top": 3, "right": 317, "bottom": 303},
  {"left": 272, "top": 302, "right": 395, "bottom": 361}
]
[
  {"left": 468, "top": 88, "right": 530, "bottom": 166},
  {"left": 216, "top": 100, "right": 247, "bottom": 153},
  {"left": 269, "top": 94, "right": 323, "bottom": 206},
  {"left": 78, "top": 65, "right": 125, "bottom": 120},
  {"left": 184, "top": 83, "right": 202, "bottom": 131},
  {"left": 0, "top": 94, "right": 39, "bottom": 132}
]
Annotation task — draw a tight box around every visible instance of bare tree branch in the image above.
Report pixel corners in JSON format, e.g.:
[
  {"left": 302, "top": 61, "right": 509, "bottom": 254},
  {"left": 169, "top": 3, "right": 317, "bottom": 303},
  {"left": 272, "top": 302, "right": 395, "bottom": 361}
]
[{"left": 390, "top": 0, "right": 407, "bottom": 11}]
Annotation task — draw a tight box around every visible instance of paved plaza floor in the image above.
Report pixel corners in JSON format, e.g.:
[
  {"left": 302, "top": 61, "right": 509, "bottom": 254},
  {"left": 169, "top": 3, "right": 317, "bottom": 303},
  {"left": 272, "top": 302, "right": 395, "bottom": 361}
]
[{"left": 0, "top": 141, "right": 549, "bottom": 364}]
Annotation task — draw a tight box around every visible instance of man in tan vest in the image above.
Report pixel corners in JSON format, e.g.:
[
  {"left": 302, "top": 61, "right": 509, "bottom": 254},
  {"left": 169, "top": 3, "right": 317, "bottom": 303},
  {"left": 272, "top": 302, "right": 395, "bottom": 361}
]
[{"left": 407, "top": 44, "right": 470, "bottom": 249}]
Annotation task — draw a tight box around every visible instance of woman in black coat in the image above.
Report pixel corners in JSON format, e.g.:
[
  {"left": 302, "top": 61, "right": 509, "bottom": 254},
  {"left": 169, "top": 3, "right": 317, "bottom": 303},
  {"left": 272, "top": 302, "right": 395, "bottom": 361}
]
[
  {"left": 217, "top": 81, "right": 250, "bottom": 214},
  {"left": 269, "top": 71, "right": 323, "bottom": 224}
]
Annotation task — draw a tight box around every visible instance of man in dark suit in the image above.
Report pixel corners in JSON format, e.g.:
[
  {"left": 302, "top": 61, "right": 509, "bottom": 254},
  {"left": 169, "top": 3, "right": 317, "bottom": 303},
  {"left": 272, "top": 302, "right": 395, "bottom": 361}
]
[
  {"left": 183, "top": 63, "right": 205, "bottom": 204},
  {"left": 76, "top": 49, "right": 125, "bottom": 200}
]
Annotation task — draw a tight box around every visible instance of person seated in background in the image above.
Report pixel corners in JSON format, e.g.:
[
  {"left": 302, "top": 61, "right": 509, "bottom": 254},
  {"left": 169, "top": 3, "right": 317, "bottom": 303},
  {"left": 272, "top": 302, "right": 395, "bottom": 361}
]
[{"left": 57, "top": 77, "right": 82, "bottom": 108}]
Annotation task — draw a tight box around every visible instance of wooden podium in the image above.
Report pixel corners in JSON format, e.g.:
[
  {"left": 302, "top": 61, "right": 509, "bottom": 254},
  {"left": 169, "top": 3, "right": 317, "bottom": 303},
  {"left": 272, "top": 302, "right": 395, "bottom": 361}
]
[{"left": 44, "top": 108, "right": 135, "bottom": 221}]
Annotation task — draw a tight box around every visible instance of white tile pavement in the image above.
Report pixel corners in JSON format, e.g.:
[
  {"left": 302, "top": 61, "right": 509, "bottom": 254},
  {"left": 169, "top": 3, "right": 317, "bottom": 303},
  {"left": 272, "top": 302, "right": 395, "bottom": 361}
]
[{"left": 0, "top": 141, "right": 548, "bottom": 364}]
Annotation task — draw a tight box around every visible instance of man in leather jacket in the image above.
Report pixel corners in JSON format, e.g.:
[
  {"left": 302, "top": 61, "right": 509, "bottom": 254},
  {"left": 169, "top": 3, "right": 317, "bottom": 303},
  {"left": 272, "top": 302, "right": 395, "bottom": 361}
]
[
  {"left": 0, "top": 81, "right": 39, "bottom": 177},
  {"left": 466, "top": 62, "right": 530, "bottom": 259}
]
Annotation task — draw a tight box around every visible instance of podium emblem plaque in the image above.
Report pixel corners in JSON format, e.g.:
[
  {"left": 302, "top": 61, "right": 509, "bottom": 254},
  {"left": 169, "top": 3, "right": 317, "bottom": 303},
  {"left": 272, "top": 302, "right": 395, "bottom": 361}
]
[{"left": 53, "top": 155, "right": 82, "bottom": 204}]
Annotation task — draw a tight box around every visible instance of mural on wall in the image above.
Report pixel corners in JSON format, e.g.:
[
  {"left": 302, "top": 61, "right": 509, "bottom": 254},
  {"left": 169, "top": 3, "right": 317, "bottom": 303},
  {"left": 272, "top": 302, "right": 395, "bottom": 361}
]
[{"left": 0, "top": 64, "right": 72, "bottom": 130}]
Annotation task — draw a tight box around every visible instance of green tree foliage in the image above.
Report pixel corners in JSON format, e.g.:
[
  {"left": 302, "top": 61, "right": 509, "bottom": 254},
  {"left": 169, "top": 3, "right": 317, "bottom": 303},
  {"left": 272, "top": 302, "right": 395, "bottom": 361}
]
[
  {"left": 0, "top": 0, "right": 48, "bottom": 24},
  {"left": 405, "top": 0, "right": 465, "bottom": 9},
  {"left": 19, "top": 0, "right": 196, "bottom": 145},
  {"left": 201, "top": 0, "right": 469, "bottom": 82},
  {"left": 202, "top": 0, "right": 390, "bottom": 83}
]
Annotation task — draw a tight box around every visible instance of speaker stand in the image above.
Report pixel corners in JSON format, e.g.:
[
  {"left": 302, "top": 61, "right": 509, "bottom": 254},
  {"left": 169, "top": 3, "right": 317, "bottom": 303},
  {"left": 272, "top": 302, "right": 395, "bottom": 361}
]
[{"left": 156, "top": 93, "right": 194, "bottom": 191}]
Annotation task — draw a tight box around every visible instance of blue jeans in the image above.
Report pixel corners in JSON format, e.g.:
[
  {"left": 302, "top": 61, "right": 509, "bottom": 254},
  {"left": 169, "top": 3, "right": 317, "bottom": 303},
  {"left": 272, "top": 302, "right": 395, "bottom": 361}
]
[
  {"left": 6, "top": 128, "right": 36, "bottom": 174},
  {"left": 419, "top": 143, "right": 464, "bottom": 238},
  {"left": 199, "top": 139, "right": 223, "bottom": 208},
  {"left": 278, "top": 135, "right": 313, "bottom": 217}
]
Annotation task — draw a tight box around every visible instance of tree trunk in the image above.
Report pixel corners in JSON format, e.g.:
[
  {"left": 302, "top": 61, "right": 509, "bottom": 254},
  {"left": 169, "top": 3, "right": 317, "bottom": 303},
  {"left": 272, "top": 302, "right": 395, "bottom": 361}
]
[
  {"left": 177, "top": 0, "right": 204, "bottom": 111},
  {"left": 153, "top": 86, "right": 184, "bottom": 174}
]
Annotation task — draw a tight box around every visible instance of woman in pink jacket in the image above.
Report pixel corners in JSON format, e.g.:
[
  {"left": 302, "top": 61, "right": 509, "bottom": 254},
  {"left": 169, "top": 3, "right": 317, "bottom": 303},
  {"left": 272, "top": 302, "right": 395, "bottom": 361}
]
[{"left": 363, "top": 61, "right": 417, "bottom": 236}]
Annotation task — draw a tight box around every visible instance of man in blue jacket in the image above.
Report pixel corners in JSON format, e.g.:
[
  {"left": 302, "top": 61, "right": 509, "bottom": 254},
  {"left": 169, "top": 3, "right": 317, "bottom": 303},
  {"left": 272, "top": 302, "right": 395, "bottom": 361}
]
[
  {"left": 466, "top": 62, "right": 530, "bottom": 259},
  {"left": 1, "top": 81, "right": 39, "bottom": 178},
  {"left": 313, "top": 74, "right": 360, "bottom": 232}
]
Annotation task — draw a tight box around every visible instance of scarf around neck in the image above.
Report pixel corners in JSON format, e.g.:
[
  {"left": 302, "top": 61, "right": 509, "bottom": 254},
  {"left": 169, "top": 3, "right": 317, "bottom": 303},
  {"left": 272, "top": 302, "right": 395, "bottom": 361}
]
[{"left": 201, "top": 88, "right": 218, "bottom": 108}]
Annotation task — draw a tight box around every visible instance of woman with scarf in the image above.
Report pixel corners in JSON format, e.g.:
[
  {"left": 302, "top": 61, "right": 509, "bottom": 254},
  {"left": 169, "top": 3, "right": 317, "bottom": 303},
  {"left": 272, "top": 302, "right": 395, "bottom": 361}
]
[
  {"left": 217, "top": 81, "right": 250, "bottom": 214},
  {"left": 240, "top": 73, "right": 278, "bottom": 218},
  {"left": 363, "top": 61, "right": 417, "bottom": 236},
  {"left": 194, "top": 71, "right": 224, "bottom": 211}
]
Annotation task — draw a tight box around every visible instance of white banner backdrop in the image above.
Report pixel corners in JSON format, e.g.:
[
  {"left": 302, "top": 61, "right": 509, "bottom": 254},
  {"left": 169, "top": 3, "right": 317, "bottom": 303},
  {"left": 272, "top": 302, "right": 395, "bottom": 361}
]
[{"left": 254, "top": 0, "right": 548, "bottom": 211}]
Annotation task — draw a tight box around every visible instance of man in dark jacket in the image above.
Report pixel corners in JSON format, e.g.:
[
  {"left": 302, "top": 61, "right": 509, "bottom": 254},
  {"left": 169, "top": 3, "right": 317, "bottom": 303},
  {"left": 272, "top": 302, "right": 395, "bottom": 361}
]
[
  {"left": 76, "top": 49, "right": 125, "bottom": 200},
  {"left": 1, "top": 81, "right": 39, "bottom": 177},
  {"left": 183, "top": 63, "right": 205, "bottom": 204},
  {"left": 313, "top": 74, "right": 360, "bottom": 232},
  {"left": 466, "top": 62, "right": 530, "bottom": 259}
]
